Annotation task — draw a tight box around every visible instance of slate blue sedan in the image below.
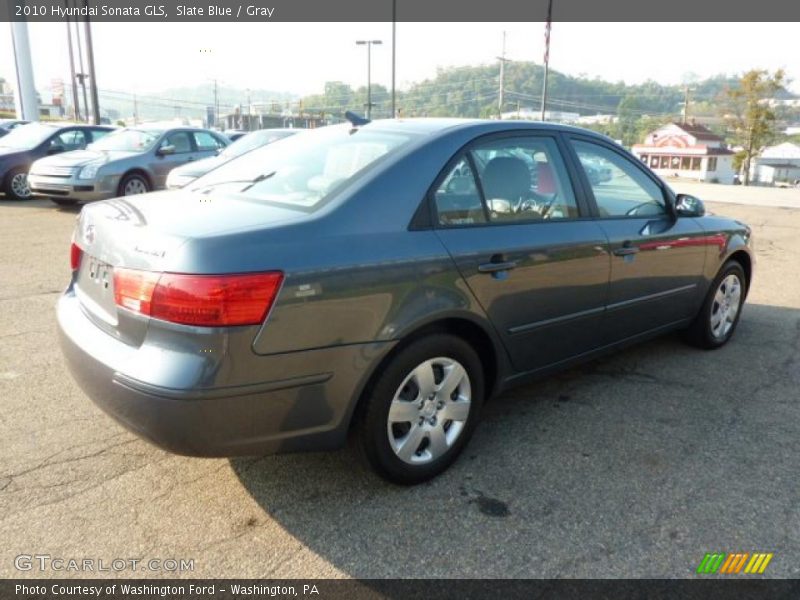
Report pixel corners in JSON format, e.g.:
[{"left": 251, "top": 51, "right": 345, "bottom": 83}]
[{"left": 58, "top": 119, "right": 753, "bottom": 484}]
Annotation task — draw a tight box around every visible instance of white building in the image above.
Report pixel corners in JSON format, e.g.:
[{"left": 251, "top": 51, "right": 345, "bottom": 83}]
[
  {"left": 631, "top": 122, "right": 736, "bottom": 184},
  {"left": 500, "top": 108, "right": 580, "bottom": 123},
  {"left": 576, "top": 114, "right": 618, "bottom": 125},
  {"left": 750, "top": 142, "right": 800, "bottom": 185}
]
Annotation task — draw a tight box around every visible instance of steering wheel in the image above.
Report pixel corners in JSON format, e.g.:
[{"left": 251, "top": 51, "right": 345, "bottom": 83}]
[
  {"left": 625, "top": 201, "right": 658, "bottom": 217},
  {"left": 519, "top": 191, "right": 558, "bottom": 218}
]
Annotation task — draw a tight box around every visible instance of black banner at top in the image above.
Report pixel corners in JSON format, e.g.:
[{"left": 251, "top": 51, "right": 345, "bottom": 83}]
[{"left": 3, "top": 0, "right": 800, "bottom": 22}]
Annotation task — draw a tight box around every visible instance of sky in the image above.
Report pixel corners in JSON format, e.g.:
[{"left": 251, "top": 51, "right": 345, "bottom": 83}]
[{"left": 2, "top": 22, "right": 799, "bottom": 100}]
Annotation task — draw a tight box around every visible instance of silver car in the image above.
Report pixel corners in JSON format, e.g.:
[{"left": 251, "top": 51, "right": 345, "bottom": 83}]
[{"left": 29, "top": 126, "right": 229, "bottom": 206}]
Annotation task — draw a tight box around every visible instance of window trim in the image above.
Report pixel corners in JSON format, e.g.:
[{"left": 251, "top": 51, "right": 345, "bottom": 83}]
[
  {"left": 426, "top": 131, "right": 591, "bottom": 230},
  {"left": 564, "top": 133, "right": 675, "bottom": 221}
]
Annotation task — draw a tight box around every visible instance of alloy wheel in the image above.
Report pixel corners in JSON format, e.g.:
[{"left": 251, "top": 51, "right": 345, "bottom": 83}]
[
  {"left": 123, "top": 178, "right": 148, "bottom": 195},
  {"left": 11, "top": 172, "right": 31, "bottom": 199}
]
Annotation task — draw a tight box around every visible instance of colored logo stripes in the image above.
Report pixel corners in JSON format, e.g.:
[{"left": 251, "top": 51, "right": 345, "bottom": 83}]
[{"left": 696, "top": 552, "right": 773, "bottom": 574}]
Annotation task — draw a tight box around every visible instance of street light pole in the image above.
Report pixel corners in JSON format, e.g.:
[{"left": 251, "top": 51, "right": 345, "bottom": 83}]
[{"left": 356, "top": 39, "right": 382, "bottom": 120}]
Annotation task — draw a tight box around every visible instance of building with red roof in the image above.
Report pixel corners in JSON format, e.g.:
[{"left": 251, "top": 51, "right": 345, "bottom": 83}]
[{"left": 632, "top": 121, "right": 736, "bottom": 184}]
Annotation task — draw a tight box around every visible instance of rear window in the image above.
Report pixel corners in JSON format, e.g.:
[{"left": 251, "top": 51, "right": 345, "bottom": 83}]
[{"left": 187, "top": 124, "right": 414, "bottom": 210}]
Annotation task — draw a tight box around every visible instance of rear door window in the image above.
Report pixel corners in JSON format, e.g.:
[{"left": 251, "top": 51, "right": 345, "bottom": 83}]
[{"left": 471, "top": 136, "right": 578, "bottom": 222}]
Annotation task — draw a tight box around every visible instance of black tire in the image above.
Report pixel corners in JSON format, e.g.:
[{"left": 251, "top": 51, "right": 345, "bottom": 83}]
[
  {"left": 49, "top": 197, "right": 78, "bottom": 207},
  {"left": 356, "top": 333, "right": 485, "bottom": 485},
  {"left": 683, "top": 260, "right": 747, "bottom": 349},
  {"left": 117, "top": 172, "right": 150, "bottom": 197},
  {"left": 3, "top": 167, "right": 32, "bottom": 200}
]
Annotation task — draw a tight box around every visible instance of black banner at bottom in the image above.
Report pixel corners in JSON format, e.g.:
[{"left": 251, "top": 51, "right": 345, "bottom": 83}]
[{"left": 4, "top": 579, "right": 800, "bottom": 600}]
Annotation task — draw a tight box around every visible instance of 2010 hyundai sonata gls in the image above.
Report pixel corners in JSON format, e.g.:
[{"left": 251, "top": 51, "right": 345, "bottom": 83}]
[{"left": 59, "top": 119, "right": 753, "bottom": 484}]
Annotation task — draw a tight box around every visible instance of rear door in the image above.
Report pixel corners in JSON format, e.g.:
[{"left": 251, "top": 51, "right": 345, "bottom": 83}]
[
  {"left": 433, "top": 132, "right": 611, "bottom": 374},
  {"left": 565, "top": 136, "right": 708, "bottom": 344}
]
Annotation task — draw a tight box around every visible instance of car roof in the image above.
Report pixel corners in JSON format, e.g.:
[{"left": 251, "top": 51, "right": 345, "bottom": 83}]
[
  {"left": 12, "top": 122, "right": 113, "bottom": 130},
  {"left": 363, "top": 117, "right": 616, "bottom": 144}
]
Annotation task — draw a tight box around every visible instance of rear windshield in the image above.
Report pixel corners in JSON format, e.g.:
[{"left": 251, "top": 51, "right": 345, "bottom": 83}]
[
  {"left": 220, "top": 130, "right": 296, "bottom": 159},
  {"left": 187, "top": 124, "right": 415, "bottom": 210}
]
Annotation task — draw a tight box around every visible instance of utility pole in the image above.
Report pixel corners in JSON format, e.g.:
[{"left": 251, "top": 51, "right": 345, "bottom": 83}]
[
  {"left": 540, "top": 0, "right": 553, "bottom": 121},
  {"left": 682, "top": 85, "right": 691, "bottom": 124},
  {"left": 65, "top": 14, "right": 80, "bottom": 120},
  {"left": 246, "top": 88, "right": 251, "bottom": 130},
  {"left": 213, "top": 79, "right": 219, "bottom": 129},
  {"left": 83, "top": 1, "right": 100, "bottom": 124},
  {"left": 497, "top": 31, "right": 511, "bottom": 117},
  {"left": 391, "top": 0, "right": 396, "bottom": 117},
  {"left": 74, "top": 18, "right": 90, "bottom": 123},
  {"left": 133, "top": 93, "right": 138, "bottom": 125}
]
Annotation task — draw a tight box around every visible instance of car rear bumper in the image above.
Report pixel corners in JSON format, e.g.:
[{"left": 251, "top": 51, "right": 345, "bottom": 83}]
[
  {"left": 57, "top": 290, "right": 394, "bottom": 457},
  {"left": 29, "top": 173, "right": 120, "bottom": 202}
]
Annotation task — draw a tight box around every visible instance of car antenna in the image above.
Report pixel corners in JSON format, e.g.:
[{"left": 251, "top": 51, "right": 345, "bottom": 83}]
[{"left": 344, "top": 110, "right": 370, "bottom": 130}]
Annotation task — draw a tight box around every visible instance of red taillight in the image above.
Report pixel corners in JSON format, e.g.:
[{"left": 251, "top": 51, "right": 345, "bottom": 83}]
[
  {"left": 70, "top": 242, "right": 82, "bottom": 272},
  {"left": 113, "top": 269, "right": 283, "bottom": 327},
  {"left": 113, "top": 268, "right": 160, "bottom": 315}
]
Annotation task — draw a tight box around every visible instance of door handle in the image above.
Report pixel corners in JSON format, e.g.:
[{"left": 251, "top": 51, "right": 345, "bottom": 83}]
[
  {"left": 478, "top": 255, "right": 518, "bottom": 273},
  {"left": 613, "top": 246, "right": 640, "bottom": 257}
]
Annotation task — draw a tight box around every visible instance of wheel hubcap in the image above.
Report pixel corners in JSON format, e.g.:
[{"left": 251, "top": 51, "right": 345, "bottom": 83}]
[
  {"left": 124, "top": 179, "right": 147, "bottom": 195},
  {"left": 11, "top": 173, "right": 31, "bottom": 198},
  {"left": 710, "top": 273, "right": 742, "bottom": 339},
  {"left": 387, "top": 357, "right": 471, "bottom": 465}
]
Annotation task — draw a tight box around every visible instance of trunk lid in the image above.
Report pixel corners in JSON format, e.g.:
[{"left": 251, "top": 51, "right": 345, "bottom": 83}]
[{"left": 73, "top": 189, "right": 306, "bottom": 340}]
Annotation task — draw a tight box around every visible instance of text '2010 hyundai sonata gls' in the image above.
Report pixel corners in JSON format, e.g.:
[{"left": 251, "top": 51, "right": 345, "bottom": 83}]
[{"left": 58, "top": 119, "right": 753, "bottom": 484}]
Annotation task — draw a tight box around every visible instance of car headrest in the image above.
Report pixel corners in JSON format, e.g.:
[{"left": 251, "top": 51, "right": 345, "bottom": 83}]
[
  {"left": 536, "top": 162, "right": 556, "bottom": 194},
  {"left": 482, "top": 156, "right": 530, "bottom": 201}
]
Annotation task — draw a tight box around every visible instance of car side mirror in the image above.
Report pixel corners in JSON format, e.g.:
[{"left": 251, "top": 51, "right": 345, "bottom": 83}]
[
  {"left": 675, "top": 193, "right": 705, "bottom": 217},
  {"left": 157, "top": 145, "right": 176, "bottom": 156},
  {"left": 48, "top": 144, "right": 65, "bottom": 155}
]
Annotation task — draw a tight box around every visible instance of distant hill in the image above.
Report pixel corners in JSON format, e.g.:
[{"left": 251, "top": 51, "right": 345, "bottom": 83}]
[
  {"left": 302, "top": 64, "right": 798, "bottom": 123},
  {"left": 95, "top": 82, "right": 296, "bottom": 122}
]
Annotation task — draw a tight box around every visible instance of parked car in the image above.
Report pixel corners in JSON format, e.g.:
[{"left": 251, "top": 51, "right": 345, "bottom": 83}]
[
  {"left": 28, "top": 126, "right": 229, "bottom": 206},
  {"left": 166, "top": 128, "right": 297, "bottom": 189},
  {"left": 223, "top": 130, "right": 248, "bottom": 142},
  {"left": 0, "top": 119, "right": 30, "bottom": 138},
  {"left": 58, "top": 119, "right": 753, "bottom": 484},
  {"left": 0, "top": 122, "right": 113, "bottom": 200}
]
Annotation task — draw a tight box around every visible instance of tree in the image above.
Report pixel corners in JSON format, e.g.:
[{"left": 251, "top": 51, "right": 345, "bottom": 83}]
[{"left": 721, "top": 69, "right": 786, "bottom": 185}]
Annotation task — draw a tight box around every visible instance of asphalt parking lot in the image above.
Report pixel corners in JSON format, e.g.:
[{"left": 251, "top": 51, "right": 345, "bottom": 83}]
[{"left": 1, "top": 184, "right": 799, "bottom": 579}]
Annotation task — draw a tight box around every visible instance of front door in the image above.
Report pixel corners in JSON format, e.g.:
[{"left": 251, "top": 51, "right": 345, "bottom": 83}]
[
  {"left": 152, "top": 130, "right": 197, "bottom": 188},
  {"left": 434, "top": 133, "right": 611, "bottom": 374},
  {"left": 567, "top": 137, "right": 708, "bottom": 344}
]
